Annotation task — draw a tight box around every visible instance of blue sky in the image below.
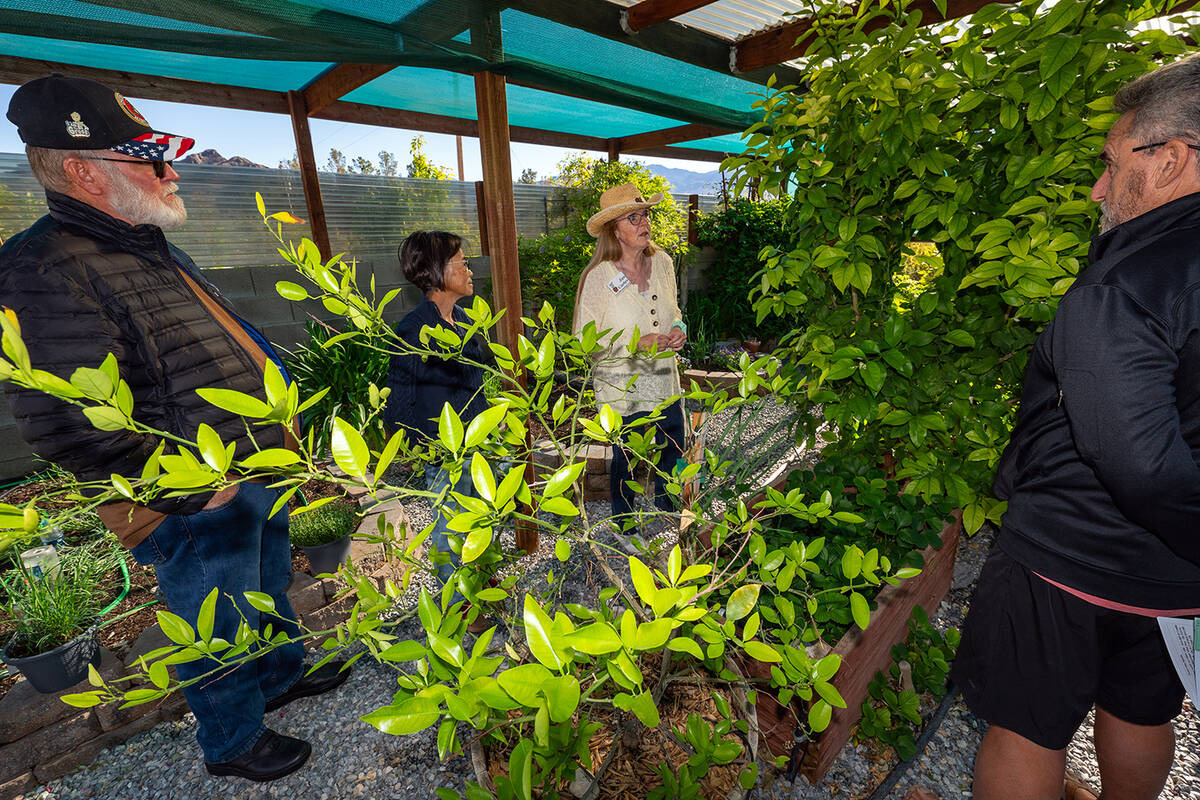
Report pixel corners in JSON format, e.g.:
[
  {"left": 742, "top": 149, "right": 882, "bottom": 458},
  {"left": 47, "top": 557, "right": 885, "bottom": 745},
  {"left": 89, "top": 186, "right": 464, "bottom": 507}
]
[{"left": 0, "top": 85, "right": 718, "bottom": 182}]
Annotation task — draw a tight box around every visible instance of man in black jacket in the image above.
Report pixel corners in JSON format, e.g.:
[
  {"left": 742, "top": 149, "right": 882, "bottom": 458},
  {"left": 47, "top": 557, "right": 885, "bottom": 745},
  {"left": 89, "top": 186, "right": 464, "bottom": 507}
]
[
  {"left": 0, "top": 75, "right": 347, "bottom": 781},
  {"left": 952, "top": 56, "right": 1200, "bottom": 799}
]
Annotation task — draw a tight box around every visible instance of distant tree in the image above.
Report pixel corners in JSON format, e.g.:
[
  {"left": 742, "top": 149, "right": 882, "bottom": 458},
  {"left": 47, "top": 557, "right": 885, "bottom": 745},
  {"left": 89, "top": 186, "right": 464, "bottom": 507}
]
[
  {"left": 325, "top": 149, "right": 352, "bottom": 174},
  {"left": 352, "top": 156, "right": 375, "bottom": 175},
  {"left": 407, "top": 136, "right": 453, "bottom": 180},
  {"left": 552, "top": 152, "right": 595, "bottom": 187},
  {"left": 518, "top": 168, "right": 538, "bottom": 184},
  {"left": 377, "top": 150, "right": 399, "bottom": 177},
  {"left": 279, "top": 152, "right": 301, "bottom": 170}
]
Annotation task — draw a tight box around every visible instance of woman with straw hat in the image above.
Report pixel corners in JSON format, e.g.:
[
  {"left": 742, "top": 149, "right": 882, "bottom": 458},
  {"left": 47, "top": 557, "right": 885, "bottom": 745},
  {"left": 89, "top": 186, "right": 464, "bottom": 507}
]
[{"left": 572, "top": 183, "right": 687, "bottom": 548}]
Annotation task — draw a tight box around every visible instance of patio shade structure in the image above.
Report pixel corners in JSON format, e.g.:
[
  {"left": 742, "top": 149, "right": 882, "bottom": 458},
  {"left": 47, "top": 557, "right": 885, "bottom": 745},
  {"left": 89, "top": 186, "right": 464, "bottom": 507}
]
[{"left": 0, "top": 0, "right": 1024, "bottom": 552}]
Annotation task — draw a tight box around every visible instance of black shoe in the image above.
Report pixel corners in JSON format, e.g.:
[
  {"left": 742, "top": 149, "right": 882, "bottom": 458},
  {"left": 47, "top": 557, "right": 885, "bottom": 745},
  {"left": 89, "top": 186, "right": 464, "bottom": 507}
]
[
  {"left": 205, "top": 728, "right": 311, "bottom": 782},
  {"left": 264, "top": 661, "right": 351, "bottom": 712}
]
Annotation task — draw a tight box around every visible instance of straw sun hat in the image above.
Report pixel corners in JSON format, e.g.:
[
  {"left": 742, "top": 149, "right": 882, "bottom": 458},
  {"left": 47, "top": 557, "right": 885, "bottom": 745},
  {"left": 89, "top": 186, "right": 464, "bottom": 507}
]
[{"left": 585, "top": 182, "right": 664, "bottom": 237}]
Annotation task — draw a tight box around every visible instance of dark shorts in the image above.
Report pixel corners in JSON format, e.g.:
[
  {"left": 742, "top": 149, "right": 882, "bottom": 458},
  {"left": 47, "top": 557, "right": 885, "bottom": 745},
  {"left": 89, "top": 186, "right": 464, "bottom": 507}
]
[{"left": 951, "top": 547, "right": 1185, "bottom": 750}]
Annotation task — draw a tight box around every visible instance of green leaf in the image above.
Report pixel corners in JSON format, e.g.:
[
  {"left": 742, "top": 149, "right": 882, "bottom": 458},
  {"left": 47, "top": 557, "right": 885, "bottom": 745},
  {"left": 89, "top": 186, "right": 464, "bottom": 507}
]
[
  {"left": 195, "top": 424, "right": 227, "bottom": 472},
  {"left": 244, "top": 591, "right": 277, "bottom": 615},
  {"left": 469, "top": 453, "right": 496, "bottom": 503},
  {"left": 464, "top": 403, "right": 508, "bottom": 448},
  {"left": 667, "top": 636, "right": 703, "bottom": 660},
  {"left": 509, "top": 738, "right": 534, "bottom": 800},
  {"left": 744, "top": 638, "right": 783, "bottom": 662},
  {"left": 156, "top": 610, "right": 196, "bottom": 646},
  {"left": 461, "top": 527, "right": 494, "bottom": 564},
  {"left": 362, "top": 696, "right": 440, "bottom": 735},
  {"left": 555, "top": 539, "right": 571, "bottom": 561},
  {"left": 198, "top": 388, "right": 271, "bottom": 418},
  {"left": 240, "top": 448, "right": 301, "bottom": 469},
  {"left": 808, "top": 699, "right": 833, "bottom": 732},
  {"left": 330, "top": 417, "right": 369, "bottom": 478},
  {"left": 438, "top": 403, "right": 464, "bottom": 453},
  {"left": 629, "top": 690, "right": 660, "bottom": 728},
  {"left": 197, "top": 587, "right": 218, "bottom": 642},
  {"left": 275, "top": 280, "right": 309, "bottom": 301},
  {"left": 814, "top": 680, "right": 846, "bottom": 709},
  {"left": 841, "top": 547, "right": 863, "bottom": 579},
  {"left": 82, "top": 406, "right": 128, "bottom": 431},
  {"left": 540, "top": 496, "right": 579, "bottom": 517},
  {"left": 542, "top": 675, "right": 581, "bottom": 723},
  {"left": 542, "top": 461, "right": 585, "bottom": 498},
  {"left": 497, "top": 662, "right": 552, "bottom": 706},
  {"left": 725, "top": 584, "right": 760, "bottom": 622},
  {"left": 633, "top": 618, "right": 673, "bottom": 650},
  {"left": 523, "top": 594, "right": 565, "bottom": 670},
  {"left": 567, "top": 622, "right": 623, "bottom": 655},
  {"left": 377, "top": 640, "right": 427, "bottom": 661},
  {"left": 849, "top": 591, "right": 871, "bottom": 631},
  {"left": 628, "top": 556, "right": 657, "bottom": 607}
]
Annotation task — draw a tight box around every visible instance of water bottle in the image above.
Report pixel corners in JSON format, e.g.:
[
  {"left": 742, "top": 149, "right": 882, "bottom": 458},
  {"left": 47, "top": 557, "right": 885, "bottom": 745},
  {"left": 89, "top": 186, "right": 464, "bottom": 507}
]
[
  {"left": 19, "top": 545, "right": 61, "bottom": 583},
  {"left": 38, "top": 520, "right": 64, "bottom": 550}
]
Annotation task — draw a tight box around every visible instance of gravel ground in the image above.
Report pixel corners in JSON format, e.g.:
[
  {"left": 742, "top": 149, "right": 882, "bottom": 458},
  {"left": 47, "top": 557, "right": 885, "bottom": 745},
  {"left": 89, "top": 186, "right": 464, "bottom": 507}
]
[{"left": 26, "top": 396, "right": 1200, "bottom": 800}]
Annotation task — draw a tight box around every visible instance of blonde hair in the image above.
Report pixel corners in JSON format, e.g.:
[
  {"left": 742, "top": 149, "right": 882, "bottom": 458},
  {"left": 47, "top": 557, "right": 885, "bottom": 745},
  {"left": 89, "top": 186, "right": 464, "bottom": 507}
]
[{"left": 572, "top": 220, "right": 659, "bottom": 332}]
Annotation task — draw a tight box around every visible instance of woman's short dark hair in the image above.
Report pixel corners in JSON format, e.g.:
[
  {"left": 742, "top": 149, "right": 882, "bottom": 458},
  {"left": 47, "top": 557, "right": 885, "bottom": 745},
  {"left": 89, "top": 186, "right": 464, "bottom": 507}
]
[{"left": 397, "top": 231, "right": 463, "bottom": 295}]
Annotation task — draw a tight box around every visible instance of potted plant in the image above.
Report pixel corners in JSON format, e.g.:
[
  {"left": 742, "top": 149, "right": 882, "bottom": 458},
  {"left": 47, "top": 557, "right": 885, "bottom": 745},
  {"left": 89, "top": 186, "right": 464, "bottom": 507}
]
[
  {"left": 289, "top": 498, "right": 359, "bottom": 575},
  {"left": 1, "top": 537, "right": 123, "bottom": 693}
]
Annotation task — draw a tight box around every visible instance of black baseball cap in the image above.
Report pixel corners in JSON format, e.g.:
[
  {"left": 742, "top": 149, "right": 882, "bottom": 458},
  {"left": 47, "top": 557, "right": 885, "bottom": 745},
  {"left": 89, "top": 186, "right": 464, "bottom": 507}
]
[{"left": 6, "top": 74, "right": 194, "bottom": 160}]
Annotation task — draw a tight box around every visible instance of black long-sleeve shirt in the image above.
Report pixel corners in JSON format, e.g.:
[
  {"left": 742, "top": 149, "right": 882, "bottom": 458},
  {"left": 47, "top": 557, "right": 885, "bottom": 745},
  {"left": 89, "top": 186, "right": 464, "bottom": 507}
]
[
  {"left": 996, "top": 192, "right": 1200, "bottom": 608},
  {"left": 383, "top": 299, "right": 494, "bottom": 443}
]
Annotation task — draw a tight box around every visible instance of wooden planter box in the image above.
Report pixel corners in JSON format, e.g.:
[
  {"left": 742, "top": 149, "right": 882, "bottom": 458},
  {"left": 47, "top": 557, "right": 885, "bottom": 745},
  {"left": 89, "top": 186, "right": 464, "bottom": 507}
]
[{"left": 798, "top": 510, "right": 961, "bottom": 781}]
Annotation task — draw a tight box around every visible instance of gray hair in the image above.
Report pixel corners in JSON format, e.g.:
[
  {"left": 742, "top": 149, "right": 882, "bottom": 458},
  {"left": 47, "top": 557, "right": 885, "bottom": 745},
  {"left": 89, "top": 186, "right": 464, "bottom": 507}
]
[
  {"left": 25, "top": 145, "right": 95, "bottom": 193},
  {"left": 1114, "top": 52, "right": 1200, "bottom": 147}
]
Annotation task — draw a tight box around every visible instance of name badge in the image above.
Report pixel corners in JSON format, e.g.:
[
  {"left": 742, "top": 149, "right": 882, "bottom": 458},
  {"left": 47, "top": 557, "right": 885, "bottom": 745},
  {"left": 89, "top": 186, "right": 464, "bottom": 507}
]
[{"left": 607, "top": 272, "right": 631, "bottom": 294}]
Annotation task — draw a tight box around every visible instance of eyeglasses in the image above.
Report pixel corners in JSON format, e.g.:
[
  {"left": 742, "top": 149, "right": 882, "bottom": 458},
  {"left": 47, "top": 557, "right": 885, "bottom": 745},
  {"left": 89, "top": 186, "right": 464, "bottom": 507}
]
[
  {"left": 82, "top": 157, "right": 173, "bottom": 179},
  {"left": 622, "top": 210, "right": 655, "bottom": 226},
  {"left": 1131, "top": 141, "right": 1200, "bottom": 154}
]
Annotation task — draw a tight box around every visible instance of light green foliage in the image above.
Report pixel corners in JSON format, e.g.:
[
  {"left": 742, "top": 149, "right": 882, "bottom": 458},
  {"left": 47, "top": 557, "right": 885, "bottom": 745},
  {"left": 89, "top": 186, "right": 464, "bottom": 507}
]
[
  {"left": 0, "top": 196, "right": 914, "bottom": 799},
  {"left": 726, "top": 0, "right": 1195, "bottom": 532},
  {"left": 407, "top": 135, "right": 454, "bottom": 181},
  {"left": 519, "top": 154, "right": 689, "bottom": 329},
  {"left": 289, "top": 498, "right": 359, "bottom": 547}
]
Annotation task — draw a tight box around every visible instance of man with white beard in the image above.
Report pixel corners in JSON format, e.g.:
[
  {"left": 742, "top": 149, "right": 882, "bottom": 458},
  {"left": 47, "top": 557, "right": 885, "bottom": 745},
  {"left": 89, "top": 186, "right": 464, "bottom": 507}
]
[{"left": 0, "top": 75, "right": 348, "bottom": 782}]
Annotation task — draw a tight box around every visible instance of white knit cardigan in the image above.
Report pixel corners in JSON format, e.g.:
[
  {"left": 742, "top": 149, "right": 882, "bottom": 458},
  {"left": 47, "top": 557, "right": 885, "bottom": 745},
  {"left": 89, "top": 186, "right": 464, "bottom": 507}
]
[{"left": 573, "top": 249, "right": 683, "bottom": 416}]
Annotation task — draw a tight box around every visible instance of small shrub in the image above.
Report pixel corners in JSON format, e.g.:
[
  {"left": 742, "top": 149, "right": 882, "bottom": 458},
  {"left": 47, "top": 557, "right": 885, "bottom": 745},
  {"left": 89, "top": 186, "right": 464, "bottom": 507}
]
[
  {"left": 0, "top": 536, "right": 124, "bottom": 655},
  {"left": 289, "top": 499, "right": 359, "bottom": 547}
]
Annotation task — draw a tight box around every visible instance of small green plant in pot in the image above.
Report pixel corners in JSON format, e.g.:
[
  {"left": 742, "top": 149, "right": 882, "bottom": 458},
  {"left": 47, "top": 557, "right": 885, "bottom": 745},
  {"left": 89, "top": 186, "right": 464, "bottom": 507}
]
[
  {"left": 290, "top": 498, "right": 359, "bottom": 576},
  {"left": 0, "top": 537, "right": 123, "bottom": 693}
]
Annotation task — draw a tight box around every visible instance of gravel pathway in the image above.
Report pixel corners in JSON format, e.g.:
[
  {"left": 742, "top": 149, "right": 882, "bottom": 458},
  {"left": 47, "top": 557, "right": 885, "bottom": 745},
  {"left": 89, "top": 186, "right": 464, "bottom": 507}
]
[{"left": 25, "top": 396, "right": 1200, "bottom": 800}]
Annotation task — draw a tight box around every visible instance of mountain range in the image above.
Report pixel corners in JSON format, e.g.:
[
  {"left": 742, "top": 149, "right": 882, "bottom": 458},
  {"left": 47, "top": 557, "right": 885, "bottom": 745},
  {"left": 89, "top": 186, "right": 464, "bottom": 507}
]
[{"left": 646, "top": 165, "right": 723, "bottom": 196}]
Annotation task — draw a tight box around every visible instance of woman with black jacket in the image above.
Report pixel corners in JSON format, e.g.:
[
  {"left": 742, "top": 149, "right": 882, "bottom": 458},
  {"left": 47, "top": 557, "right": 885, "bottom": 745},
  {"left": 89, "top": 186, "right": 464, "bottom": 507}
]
[{"left": 383, "top": 231, "right": 495, "bottom": 629}]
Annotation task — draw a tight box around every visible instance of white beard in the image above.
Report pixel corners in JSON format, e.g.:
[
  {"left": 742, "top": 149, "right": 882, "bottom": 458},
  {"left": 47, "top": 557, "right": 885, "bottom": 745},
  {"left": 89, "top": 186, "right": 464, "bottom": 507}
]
[{"left": 102, "top": 163, "right": 187, "bottom": 229}]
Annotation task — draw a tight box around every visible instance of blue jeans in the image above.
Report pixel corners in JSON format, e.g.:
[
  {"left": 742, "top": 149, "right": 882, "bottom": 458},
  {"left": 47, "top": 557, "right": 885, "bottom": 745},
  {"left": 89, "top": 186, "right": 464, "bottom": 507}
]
[
  {"left": 130, "top": 481, "right": 305, "bottom": 763},
  {"left": 610, "top": 401, "right": 686, "bottom": 532},
  {"left": 425, "top": 463, "right": 480, "bottom": 605}
]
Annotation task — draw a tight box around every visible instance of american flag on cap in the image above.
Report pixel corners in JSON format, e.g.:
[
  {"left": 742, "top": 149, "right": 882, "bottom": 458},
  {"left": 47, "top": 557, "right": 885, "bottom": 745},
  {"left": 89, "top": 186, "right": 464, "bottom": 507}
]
[{"left": 111, "top": 132, "right": 194, "bottom": 161}]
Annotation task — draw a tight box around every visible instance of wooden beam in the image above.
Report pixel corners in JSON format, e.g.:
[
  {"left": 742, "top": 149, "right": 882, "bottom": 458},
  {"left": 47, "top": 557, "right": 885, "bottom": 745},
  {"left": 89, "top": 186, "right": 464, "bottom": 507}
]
[
  {"left": 302, "top": 63, "right": 396, "bottom": 114},
  {"left": 506, "top": 0, "right": 806, "bottom": 88},
  {"left": 0, "top": 54, "right": 731, "bottom": 164},
  {"left": 286, "top": 90, "right": 331, "bottom": 261},
  {"left": 734, "top": 0, "right": 1000, "bottom": 72},
  {"left": 623, "top": 0, "right": 721, "bottom": 32},
  {"left": 615, "top": 123, "right": 735, "bottom": 153}
]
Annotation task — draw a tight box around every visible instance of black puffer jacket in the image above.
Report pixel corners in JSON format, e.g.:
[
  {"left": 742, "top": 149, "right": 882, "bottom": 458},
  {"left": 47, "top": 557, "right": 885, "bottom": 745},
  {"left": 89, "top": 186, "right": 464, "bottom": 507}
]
[
  {"left": 0, "top": 192, "right": 286, "bottom": 515},
  {"left": 996, "top": 192, "right": 1200, "bottom": 609}
]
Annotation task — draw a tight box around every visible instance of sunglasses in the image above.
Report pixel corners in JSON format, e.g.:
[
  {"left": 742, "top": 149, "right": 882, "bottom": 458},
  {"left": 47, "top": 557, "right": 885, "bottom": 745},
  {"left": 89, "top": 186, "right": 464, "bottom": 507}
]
[{"left": 83, "top": 157, "right": 172, "bottom": 179}]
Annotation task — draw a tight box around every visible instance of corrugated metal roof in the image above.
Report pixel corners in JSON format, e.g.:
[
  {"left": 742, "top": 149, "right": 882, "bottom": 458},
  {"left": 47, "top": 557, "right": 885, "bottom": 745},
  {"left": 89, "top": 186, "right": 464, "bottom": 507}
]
[{"left": 608, "top": 0, "right": 811, "bottom": 41}]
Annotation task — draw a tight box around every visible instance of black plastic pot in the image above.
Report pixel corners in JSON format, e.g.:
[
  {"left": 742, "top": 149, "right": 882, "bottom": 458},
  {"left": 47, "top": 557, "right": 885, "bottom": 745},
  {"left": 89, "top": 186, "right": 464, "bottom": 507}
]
[
  {"left": 302, "top": 534, "right": 351, "bottom": 575},
  {"left": 2, "top": 629, "right": 101, "bottom": 694}
]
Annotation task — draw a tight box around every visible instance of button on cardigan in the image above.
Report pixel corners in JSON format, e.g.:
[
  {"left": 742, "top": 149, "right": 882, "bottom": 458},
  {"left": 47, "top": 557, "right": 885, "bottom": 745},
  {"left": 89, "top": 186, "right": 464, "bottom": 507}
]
[{"left": 573, "top": 249, "right": 683, "bottom": 416}]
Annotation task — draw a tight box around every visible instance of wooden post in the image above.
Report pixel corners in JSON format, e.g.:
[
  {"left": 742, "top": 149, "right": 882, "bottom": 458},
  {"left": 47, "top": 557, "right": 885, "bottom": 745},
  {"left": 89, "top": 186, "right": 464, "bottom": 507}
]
[
  {"left": 456, "top": 134, "right": 466, "bottom": 182},
  {"left": 286, "top": 90, "right": 331, "bottom": 261},
  {"left": 474, "top": 180, "right": 490, "bottom": 256},
  {"left": 687, "top": 193, "right": 699, "bottom": 245},
  {"left": 474, "top": 69, "right": 538, "bottom": 556},
  {"left": 607, "top": 139, "right": 620, "bottom": 162}
]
